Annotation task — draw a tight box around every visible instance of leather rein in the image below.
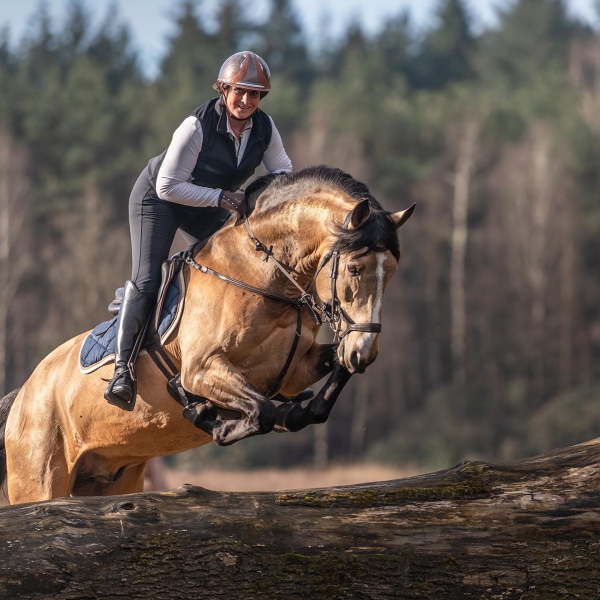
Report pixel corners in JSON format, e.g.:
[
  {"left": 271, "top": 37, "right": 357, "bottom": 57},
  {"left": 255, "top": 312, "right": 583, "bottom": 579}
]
[{"left": 150, "top": 210, "right": 382, "bottom": 401}]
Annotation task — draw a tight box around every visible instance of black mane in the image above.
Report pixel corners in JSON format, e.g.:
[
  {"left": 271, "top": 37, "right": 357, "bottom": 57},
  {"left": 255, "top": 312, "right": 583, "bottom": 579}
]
[
  {"left": 245, "top": 172, "right": 284, "bottom": 201},
  {"left": 245, "top": 166, "right": 399, "bottom": 260}
]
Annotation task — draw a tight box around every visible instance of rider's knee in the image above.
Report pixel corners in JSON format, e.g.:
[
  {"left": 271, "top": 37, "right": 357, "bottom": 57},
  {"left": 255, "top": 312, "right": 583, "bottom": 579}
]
[{"left": 257, "top": 401, "right": 276, "bottom": 434}]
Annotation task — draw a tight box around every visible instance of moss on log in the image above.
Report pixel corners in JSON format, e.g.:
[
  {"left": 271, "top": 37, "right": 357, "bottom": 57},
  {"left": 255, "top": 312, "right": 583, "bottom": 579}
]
[{"left": 2, "top": 440, "right": 600, "bottom": 599}]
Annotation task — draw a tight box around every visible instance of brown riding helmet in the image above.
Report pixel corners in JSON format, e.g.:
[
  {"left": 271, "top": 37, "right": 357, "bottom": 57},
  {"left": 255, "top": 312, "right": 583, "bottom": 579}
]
[{"left": 214, "top": 51, "right": 271, "bottom": 95}]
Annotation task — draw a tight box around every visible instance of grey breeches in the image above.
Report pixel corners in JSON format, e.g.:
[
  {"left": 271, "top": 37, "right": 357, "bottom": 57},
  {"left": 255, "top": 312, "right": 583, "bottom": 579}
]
[{"left": 128, "top": 170, "right": 230, "bottom": 300}]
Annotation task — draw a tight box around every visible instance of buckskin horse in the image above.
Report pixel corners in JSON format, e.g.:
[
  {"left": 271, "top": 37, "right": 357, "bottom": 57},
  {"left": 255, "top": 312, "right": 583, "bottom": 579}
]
[{"left": 0, "top": 166, "right": 414, "bottom": 504}]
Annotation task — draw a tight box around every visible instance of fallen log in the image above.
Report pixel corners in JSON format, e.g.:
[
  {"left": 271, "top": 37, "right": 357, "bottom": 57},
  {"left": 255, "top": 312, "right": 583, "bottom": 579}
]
[{"left": 2, "top": 440, "right": 600, "bottom": 599}]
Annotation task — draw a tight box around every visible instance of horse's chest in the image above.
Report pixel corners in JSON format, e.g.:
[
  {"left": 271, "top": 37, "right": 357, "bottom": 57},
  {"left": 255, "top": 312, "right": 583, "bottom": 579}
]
[{"left": 227, "top": 320, "right": 313, "bottom": 373}]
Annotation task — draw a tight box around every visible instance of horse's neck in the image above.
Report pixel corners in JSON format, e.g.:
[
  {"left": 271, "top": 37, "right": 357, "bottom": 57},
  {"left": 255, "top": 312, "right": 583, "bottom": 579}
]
[
  {"left": 206, "top": 200, "right": 342, "bottom": 292},
  {"left": 250, "top": 201, "right": 343, "bottom": 284}
]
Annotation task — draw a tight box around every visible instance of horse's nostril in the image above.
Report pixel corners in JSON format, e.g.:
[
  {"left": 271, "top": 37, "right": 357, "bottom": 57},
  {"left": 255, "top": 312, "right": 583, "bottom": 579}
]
[{"left": 349, "top": 352, "right": 366, "bottom": 373}]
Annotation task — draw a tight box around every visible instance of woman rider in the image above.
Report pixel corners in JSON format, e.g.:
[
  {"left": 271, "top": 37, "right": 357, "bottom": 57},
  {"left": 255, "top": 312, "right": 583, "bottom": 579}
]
[{"left": 104, "top": 51, "right": 293, "bottom": 411}]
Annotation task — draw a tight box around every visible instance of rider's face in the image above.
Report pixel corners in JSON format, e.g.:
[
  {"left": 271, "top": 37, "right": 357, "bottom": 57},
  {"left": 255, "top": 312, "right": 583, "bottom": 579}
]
[{"left": 224, "top": 86, "right": 261, "bottom": 119}]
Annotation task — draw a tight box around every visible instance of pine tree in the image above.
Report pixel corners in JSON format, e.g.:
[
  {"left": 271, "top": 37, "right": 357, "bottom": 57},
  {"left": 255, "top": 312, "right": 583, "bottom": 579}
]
[
  {"left": 410, "top": 0, "right": 476, "bottom": 89},
  {"left": 215, "top": 0, "right": 249, "bottom": 57},
  {"left": 87, "top": 7, "right": 142, "bottom": 94},
  {"left": 20, "top": 1, "right": 58, "bottom": 89},
  {"left": 375, "top": 11, "right": 413, "bottom": 78},
  {"left": 256, "top": 0, "right": 313, "bottom": 85},
  {"left": 0, "top": 28, "right": 18, "bottom": 119},
  {"left": 10, "top": 1, "right": 148, "bottom": 215},
  {"left": 154, "top": 1, "right": 221, "bottom": 142},
  {"left": 479, "top": 0, "right": 581, "bottom": 88},
  {"left": 58, "top": 0, "right": 89, "bottom": 61}
]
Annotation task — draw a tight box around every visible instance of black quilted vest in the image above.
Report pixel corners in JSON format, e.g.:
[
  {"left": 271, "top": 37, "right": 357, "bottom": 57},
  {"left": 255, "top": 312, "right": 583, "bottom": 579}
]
[{"left": 146, "top": 97, "right": 273, "bottom": 193}]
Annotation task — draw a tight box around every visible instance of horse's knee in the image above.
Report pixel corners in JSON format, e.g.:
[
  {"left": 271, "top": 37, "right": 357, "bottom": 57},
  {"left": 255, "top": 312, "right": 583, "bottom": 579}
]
[
  {"left": 257, "top": 400, "right": 276, "bottom": 434},
  {"left": 211, "top": 399, "right": 277, "bottom": 446},
  {"left": 312, "top": 411, "right": 328, "bottom": 424},
  {"left": 310, "top": 402, "right": 331, "bottom": 424}
]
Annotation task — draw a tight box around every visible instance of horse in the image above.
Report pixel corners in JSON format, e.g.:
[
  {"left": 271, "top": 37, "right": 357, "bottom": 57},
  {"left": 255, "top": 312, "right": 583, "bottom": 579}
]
[{"left": 0, "top": 166, "right": 414, "bottom": 505}]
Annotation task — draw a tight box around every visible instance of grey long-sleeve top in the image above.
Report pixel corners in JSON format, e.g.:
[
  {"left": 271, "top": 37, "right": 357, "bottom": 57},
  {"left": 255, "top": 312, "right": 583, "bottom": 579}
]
[{"left": 155, "top": 103, "right": 293, "bottom": 207}]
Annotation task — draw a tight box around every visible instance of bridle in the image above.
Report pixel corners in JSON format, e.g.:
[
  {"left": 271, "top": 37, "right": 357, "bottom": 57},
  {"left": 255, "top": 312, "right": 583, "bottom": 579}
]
[{"left": 181, "top": 211, "right": 383, "bottom": 396}]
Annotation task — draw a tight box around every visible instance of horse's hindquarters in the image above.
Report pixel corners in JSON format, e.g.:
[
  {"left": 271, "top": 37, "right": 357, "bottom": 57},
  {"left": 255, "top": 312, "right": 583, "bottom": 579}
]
[{"left": 4, "top": 335, "right": 212, "bottom": 504}]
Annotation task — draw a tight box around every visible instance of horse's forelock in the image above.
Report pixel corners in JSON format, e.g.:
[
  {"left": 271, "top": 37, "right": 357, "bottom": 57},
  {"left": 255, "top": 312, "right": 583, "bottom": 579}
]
[{"left": 332, "top": 210, "right": 400, "bottom": 261}]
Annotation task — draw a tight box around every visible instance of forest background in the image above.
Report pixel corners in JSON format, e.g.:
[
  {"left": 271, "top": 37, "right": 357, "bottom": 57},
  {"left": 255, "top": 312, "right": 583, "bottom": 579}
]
[{"left": 0, "top": 0, "right": 599, "bottom": 474}]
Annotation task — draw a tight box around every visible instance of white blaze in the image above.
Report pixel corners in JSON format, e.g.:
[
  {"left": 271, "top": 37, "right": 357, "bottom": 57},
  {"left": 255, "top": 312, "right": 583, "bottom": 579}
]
[{"left": 354, "top": 253, "right": 386, "bottom": 361}]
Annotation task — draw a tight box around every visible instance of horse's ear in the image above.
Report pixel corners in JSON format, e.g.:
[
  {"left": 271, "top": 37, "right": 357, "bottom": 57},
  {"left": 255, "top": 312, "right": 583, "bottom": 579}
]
[
  {"left": 347, "top": 199, "right": 371, "bottom": 229},
  {"left": 390, "top": 203, "right": 416, "bottom": 230}
]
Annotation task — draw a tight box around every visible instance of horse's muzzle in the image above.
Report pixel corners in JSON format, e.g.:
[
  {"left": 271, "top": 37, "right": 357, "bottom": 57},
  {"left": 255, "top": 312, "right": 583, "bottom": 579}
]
[
  {"left": 348, "top": 350, "right": 369, "bottom": 374},
  {"left": 338, "top": 337, "right": 378, "bottom": 374}
]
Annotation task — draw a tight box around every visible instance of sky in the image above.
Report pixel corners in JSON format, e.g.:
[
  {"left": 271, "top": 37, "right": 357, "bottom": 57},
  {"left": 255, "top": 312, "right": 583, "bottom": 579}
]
[{"left": 1, "top": 0, "right": 598, "bottom": 78}]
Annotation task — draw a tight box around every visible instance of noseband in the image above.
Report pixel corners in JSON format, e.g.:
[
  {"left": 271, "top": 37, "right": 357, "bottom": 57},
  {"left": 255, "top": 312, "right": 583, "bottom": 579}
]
[{"left": 182, "top": 211, "right": 383, "bottom": 396}]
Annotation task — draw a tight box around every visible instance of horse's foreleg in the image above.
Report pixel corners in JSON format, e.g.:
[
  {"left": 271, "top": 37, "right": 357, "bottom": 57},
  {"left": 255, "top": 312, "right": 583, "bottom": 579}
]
[
  {"left": 181, "top": 355, "right": 276, "bottom": 447},
  {"left": 274, "top": 364, "right": 352, "bottom": 433},
  {"left": 278, "top": 343, "right": 337, "bottom": 399}
]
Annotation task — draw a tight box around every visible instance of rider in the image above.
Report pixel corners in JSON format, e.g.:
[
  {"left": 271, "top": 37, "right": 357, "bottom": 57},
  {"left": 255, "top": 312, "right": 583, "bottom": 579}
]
[{"left": 105, "top": 51, "right": 293, "bottom": 411}]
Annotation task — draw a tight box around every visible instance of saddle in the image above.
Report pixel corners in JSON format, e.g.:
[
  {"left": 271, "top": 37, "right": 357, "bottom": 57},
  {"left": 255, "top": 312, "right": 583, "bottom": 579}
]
[
  {"left": 107, "top": 256, "right": 182, "bottom": 325},
  {"left": 81, "top": 256, "right": 186, "bottom": 373}
]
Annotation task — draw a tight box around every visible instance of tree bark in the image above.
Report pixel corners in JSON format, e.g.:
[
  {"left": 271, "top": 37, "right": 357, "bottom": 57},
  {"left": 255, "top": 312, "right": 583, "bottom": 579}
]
[{"left": 2, "top": 440, "right": 600, "bottom": 599}]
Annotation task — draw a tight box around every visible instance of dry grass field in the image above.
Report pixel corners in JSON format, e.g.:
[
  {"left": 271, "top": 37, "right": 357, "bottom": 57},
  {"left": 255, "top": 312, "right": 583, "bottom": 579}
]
[
  {"left": 0, "top": 462, "right": 417, "bottom": 505},
  {"left": 149, "top": 462, "right": 419, "bottom": 493}
]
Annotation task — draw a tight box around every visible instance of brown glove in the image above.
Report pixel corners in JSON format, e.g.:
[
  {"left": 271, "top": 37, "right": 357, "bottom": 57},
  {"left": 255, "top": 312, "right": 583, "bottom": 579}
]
[{"left": 219, "top": 191, "right": 248, "bottom": 218}]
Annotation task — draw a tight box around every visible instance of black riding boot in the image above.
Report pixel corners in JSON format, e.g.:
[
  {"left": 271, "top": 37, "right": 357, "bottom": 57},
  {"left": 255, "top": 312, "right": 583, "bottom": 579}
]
[{"left": 104, "top": 280, "right": 153, "bottom": 411}]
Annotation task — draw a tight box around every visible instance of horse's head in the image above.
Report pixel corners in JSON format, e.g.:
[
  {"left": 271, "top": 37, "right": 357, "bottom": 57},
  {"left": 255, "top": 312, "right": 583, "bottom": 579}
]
[{"left": 315, "top": 200, "right": 415, "bottom": 374}]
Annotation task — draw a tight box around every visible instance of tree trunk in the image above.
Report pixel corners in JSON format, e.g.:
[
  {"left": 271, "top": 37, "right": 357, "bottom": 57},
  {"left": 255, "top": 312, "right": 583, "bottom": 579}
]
[
  {"left": 0, "top": 128, "right": 30, "bottom": 395},
  {"left": 558, "top": 201, "right": 575, "bottom": 391},
  {"left": 2, "top": 440, "right": 600, "bottom": 599},
  {"left": 313, "top": 420, "right": 329, "bottom": 469},
  {"left": 350, "top": 372, "right": 370, "bottom": 457},
  {"left": 450, "top": 118, "right": 479, "bottom": 386},
  {"left": 529, "top": 128, "right": 552, "bottom": 404}
]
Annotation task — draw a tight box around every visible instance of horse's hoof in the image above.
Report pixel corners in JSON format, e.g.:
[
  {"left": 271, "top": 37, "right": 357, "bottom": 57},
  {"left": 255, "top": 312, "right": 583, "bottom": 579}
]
[{"left": 182, "top": 401, "right": 218, "bottom": 432}]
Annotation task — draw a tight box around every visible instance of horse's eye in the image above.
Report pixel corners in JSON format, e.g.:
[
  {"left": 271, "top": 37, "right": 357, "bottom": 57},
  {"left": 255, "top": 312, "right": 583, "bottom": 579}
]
[{"left": 347, "top": 264, "right": 360, "bottom": 276}]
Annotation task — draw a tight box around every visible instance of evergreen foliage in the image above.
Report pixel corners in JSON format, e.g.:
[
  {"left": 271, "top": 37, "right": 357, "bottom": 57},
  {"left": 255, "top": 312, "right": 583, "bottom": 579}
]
[
  {"left": 410, "top": 0, "right": 476, "bottom": 89},
  {"left": 0, "top": 0, "right": 599, "bottom": 471}
]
